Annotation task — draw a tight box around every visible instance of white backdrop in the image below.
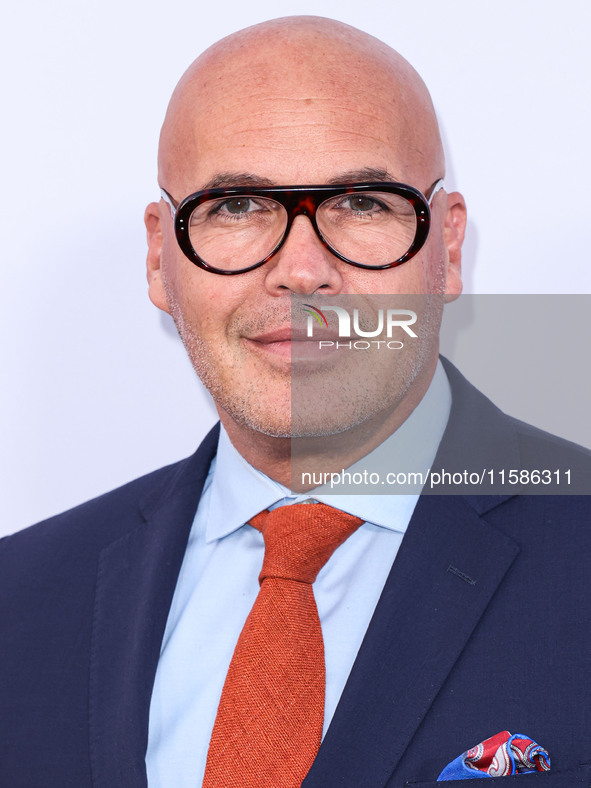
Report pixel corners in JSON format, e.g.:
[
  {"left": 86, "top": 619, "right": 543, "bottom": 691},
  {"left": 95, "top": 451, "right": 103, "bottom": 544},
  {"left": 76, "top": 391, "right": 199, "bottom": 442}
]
[{"left": 2, "top": 0, "right": 590, "bottom": 535}]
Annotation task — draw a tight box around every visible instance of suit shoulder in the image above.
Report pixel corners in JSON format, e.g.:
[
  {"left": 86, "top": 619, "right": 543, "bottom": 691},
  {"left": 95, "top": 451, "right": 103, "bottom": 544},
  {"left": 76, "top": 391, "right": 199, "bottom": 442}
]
[
  {"left": 509, "top": 413, "right": 591, "bottom": 462},
  {"left": 507, "top": 413, "right": 591, "bottom": 490},
  {"left": 440, "top": 357, "right": 591, "bottom": 495},
  {"left": 0, "top": 456, "right": 188, "bottom": 561},
  {"left": 1, "top": 425, "right": 220, "bottom": 555},
  {"left": 0, "top": 421, "right": 222, "bottom": 584}
]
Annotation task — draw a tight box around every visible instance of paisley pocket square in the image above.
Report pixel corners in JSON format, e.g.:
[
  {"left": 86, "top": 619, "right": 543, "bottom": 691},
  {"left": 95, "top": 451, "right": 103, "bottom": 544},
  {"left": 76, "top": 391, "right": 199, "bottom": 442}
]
[{"left": 438, "top": 730, "right": 551, "bottom": 780}]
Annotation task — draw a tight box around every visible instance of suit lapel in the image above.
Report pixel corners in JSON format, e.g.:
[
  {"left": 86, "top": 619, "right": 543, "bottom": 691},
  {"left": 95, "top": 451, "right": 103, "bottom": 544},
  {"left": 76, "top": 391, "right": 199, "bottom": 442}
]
[
  {"left": 303, "top": 493, "right": 520, "bottom": 787},
  {"left": 88, "top": 428, "right": 219, "bottom": 788},
  {"left": 304, "top": 359, "right": 527, "bottom": 787}
]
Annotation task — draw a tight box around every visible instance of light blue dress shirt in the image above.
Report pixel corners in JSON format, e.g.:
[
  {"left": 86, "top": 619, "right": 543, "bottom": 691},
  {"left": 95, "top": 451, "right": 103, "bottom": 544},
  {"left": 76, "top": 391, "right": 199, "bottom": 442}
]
[{"left": 146, "top": 361, "right": 451, "bottom": 787}]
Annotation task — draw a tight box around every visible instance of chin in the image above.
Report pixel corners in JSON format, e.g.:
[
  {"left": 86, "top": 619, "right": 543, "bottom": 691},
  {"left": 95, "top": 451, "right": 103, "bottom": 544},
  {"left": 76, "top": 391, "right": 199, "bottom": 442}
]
[
  {"left": 218, "top": 392, "right": 293, "bottom": 439},
  {"left": 222, "top": 402, "right": 366, "bottom": 440},
  {"left": 289, "top": 410, "right": 370, "bottom": 439}
]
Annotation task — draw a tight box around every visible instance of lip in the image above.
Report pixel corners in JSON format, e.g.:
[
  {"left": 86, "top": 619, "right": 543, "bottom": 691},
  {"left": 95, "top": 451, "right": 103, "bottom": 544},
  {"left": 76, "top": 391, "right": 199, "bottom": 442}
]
[
  {"left": 247, "top": 326, "right": 339, "bottom": 342},
  {"left": 244, "top": 326, "right": 340, "bottom": 361}
]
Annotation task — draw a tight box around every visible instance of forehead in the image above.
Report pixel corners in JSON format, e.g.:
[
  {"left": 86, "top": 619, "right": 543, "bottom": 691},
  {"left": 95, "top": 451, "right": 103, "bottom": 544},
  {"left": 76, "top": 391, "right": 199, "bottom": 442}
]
[
  {"left": 202, "top": 100, "right": 399, "bottom": 181},
  {"left": 162, "top": 34, "right": 439, "bottom": 194}
]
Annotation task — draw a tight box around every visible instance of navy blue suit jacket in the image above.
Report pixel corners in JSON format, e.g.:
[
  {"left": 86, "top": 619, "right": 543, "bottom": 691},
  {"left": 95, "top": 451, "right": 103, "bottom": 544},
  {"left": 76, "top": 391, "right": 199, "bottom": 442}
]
[{"left": 2, "top": 359, "right": 591, "bottom": 787}]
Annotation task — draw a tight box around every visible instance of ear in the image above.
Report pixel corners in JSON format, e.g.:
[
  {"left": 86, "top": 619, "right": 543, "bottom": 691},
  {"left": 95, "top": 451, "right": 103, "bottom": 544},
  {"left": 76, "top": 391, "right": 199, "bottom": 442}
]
[
  {"left": 145, "top": 201, "right": 171, "bottom": 314},
  {"left": 443, "top": 191, "right": 467, "bottom": 303}
]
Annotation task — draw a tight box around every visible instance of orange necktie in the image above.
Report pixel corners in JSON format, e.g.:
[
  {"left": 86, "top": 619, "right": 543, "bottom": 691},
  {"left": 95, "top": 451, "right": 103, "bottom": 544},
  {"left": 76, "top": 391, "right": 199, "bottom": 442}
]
[{"left": 203, "top": 502, "right": 363, "bottom": 788}]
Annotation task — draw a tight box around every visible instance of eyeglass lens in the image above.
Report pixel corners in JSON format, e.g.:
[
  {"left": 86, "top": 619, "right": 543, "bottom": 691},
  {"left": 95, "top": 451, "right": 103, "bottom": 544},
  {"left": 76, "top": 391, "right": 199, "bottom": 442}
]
[{"left": 187, "top": 191, "right": 418, "bottom": 270}]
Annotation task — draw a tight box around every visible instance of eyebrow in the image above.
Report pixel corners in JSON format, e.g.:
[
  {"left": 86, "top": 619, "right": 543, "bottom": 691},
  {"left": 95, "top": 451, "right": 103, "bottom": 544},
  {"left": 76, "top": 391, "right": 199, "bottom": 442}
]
[
  {"left": 202, "top": 172, "right": 278, "bottom": 189},
  {"left": 325, "top": 167, "right": 400, "bottom": 184},
  {"left": 200, "top": 167, "right": 401, "bottom": 190}
]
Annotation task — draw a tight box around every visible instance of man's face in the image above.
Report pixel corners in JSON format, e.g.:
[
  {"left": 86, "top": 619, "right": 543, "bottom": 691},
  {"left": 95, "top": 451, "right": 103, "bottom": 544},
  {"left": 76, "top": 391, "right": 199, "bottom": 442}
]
[{"left": 146, "top": 29, "right": 465, "bottom": 442}]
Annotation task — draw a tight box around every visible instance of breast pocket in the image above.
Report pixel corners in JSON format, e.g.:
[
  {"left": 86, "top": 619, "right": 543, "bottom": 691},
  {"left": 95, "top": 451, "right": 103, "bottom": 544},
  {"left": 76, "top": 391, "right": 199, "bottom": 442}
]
[{"left": 405, "top": 763, "right": 591, "bottom": 787}]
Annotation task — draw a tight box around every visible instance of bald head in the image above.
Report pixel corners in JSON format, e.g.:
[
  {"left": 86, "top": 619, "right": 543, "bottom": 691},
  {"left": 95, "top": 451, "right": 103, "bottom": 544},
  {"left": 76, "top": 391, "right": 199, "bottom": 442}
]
[{"left": 157, "top": 16, "right": 445, "bottom": 193}]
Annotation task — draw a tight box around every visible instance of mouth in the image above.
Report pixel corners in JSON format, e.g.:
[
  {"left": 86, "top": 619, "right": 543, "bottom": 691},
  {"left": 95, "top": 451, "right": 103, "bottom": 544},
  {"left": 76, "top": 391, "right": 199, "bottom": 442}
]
[{"left": 243, "top": 327, "right": 340, "bottom": 361}]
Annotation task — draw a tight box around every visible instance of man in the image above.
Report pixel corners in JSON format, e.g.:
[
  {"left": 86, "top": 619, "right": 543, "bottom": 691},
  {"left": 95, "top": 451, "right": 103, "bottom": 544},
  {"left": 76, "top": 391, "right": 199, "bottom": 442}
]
[{"left": 1, "top": 15, "right": 590, "bottom": 788}]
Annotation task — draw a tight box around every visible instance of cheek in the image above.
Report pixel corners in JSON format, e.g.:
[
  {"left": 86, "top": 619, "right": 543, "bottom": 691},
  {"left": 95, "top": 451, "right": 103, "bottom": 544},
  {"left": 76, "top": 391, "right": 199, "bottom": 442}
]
[
  {"left": 347, "top": 258, "right": 442, "bottom": 296},
  {"left": 160, "top": 246, "right": 220, "bottom": 331},
  {"left": 162, "top": 255, "right": 257, "bottom": 348},
  {"left": 406, "top": 237, "right": 448, "bottom": 295},
  {"left": 175, "top": 284, "right": 230, "bottom": 342}
]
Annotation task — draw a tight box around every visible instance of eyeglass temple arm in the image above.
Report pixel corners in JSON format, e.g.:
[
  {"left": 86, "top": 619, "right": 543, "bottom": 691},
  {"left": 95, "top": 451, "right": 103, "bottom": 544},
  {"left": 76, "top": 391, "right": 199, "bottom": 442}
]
[
  {"left": 427, "top": 179, "right": 444, "bottom": 205},
  {"left": 160, "top": 188, "right": 178, "bottom": 219}
]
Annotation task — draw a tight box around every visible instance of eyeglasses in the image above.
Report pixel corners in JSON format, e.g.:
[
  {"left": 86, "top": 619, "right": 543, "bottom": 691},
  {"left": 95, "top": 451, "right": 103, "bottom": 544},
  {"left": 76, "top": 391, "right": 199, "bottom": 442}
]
[{"left": 160, "top": 179, "right": 444, "bottom": 276}]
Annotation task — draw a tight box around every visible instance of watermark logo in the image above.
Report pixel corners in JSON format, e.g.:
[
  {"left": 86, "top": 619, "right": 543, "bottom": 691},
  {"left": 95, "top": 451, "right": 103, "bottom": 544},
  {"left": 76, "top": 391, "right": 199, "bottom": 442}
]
[
  {"left": 302, "top": 304, "right": 330, "bottom": 329},
  {"left": 303, "top": 304, "right": 418, "bottom": 350}
]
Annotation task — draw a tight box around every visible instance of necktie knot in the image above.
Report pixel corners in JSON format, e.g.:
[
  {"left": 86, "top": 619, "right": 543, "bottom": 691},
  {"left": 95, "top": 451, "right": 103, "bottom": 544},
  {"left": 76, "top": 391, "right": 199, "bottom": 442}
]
[{"left": 249, "top": 502, "right": 363, "bottom": 585}]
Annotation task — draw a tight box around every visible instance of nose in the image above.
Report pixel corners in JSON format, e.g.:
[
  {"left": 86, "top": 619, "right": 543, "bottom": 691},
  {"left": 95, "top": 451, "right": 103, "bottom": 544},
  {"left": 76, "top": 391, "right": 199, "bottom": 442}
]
[{"left": 263, "top": 215, "right": 345, "bottom": 296}]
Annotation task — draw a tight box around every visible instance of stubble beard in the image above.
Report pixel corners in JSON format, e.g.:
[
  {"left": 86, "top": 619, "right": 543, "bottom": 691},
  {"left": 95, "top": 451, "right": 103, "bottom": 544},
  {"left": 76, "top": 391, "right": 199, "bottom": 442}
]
[
  {"left": 162, "top": 265, "right": 446, "bottom": 441},
  {"left": 164, "top": 286, "right": 294, "bottom": 438}
]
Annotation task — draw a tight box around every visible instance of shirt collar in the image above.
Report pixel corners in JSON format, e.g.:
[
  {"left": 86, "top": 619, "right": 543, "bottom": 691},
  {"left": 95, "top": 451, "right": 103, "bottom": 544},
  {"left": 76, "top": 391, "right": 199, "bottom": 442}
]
[{"left": 206, "top": 360, "right": 451, "bottom": 542}]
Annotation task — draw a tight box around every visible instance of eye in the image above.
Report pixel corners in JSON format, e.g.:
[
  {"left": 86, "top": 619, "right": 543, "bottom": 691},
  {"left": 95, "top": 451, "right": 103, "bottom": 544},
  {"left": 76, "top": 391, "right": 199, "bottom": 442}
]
[
  {"left": 329, "top": 193, "right": 389, "bottom": 216},
  {"left": 347, "top": 195, "right": 380, "bottom": 213},
  {"left": 207, "top": 196, "right": 275, "bottom": 219},
  {"left": 195, "top": 195, "right": 281, "bottom": 230},
  {"left": 219, "top": 197, "right": 254, "bottom": 215}
]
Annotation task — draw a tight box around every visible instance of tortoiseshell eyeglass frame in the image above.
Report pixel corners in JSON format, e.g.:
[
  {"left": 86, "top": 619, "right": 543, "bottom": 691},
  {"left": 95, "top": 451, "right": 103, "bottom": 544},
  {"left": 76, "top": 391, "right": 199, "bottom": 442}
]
[{"left": 159, "top": 180, "right": 444, "bottom": 276}]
